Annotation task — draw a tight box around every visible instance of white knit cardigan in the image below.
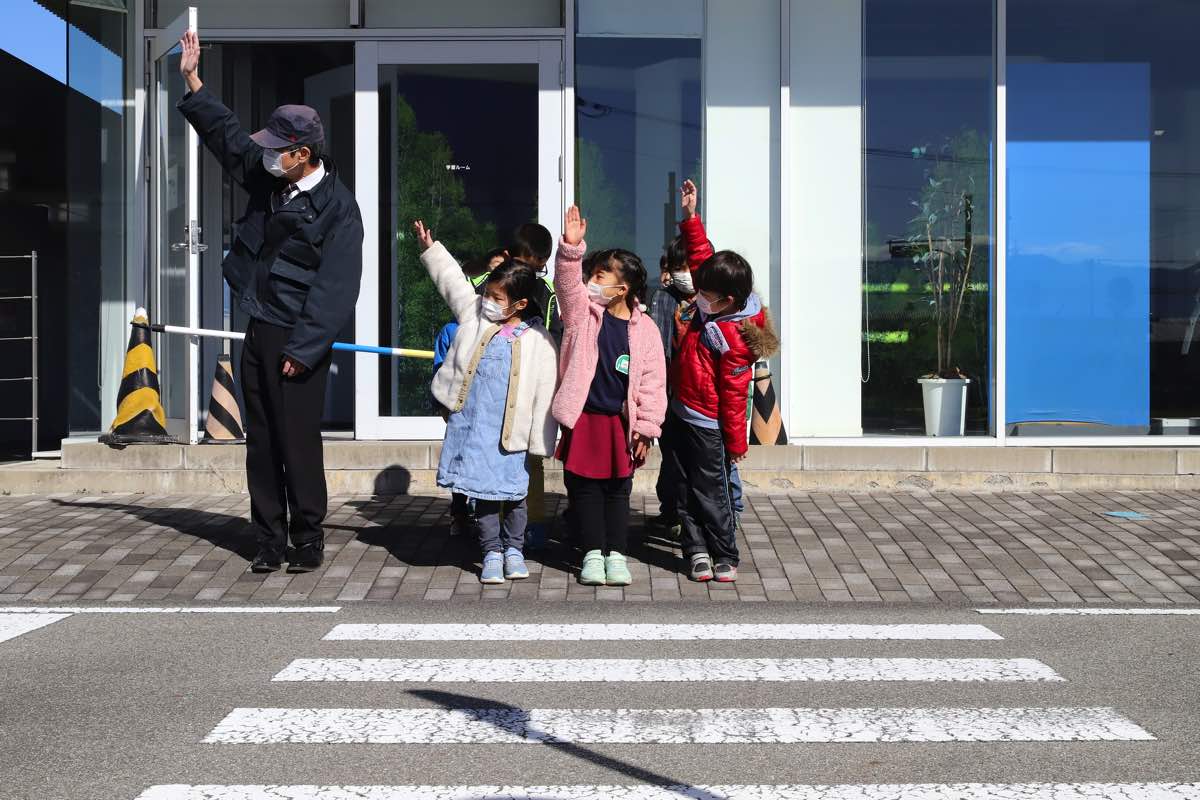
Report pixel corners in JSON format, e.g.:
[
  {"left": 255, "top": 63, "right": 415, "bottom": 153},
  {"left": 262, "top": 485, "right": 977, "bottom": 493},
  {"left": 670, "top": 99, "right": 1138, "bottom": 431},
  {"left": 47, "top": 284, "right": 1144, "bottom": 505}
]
[{"left": 423, "top": 242, "right": 559, "bottom": 457}]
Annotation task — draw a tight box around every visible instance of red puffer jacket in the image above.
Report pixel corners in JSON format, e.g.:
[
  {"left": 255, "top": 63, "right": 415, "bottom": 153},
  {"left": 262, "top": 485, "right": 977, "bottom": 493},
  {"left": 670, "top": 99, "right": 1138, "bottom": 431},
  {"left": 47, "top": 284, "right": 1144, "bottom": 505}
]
[{"left": 670, "top": 217, "right": 779, "bottom": 457}]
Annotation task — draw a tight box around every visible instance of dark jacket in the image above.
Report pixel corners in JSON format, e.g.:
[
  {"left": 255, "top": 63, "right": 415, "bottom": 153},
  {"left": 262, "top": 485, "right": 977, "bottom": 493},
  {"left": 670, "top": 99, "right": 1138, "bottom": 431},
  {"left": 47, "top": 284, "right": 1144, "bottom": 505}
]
[{"left": 177, "top": 86, "right": 363, "bottom": 370}]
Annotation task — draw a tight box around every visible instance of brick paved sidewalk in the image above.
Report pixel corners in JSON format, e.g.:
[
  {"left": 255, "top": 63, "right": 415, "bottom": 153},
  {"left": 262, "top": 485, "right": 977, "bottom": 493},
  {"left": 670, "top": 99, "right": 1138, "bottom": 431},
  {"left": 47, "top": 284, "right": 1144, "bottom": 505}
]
[{"left": 0, "top": 491, "right": 1198, "bottom": 604}]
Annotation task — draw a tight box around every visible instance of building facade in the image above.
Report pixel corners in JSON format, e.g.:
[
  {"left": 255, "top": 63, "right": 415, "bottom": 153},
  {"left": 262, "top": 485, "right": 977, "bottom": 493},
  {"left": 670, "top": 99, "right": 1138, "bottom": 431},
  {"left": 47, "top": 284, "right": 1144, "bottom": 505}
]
[{"left": 2, "top": 0, "right": 1198, "bottom": 456}]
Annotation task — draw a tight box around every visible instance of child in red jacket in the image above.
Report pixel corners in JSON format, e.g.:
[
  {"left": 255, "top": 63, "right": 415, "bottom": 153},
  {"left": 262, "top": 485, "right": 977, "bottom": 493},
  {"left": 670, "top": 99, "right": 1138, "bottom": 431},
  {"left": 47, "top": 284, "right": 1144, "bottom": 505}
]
[{"left": 665, "top": 210, "right": 778, "bottom": 582}]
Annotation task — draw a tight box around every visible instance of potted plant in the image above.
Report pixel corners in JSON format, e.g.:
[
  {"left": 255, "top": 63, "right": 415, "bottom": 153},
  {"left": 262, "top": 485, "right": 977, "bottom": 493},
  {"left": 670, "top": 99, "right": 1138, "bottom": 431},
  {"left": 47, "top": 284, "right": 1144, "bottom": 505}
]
[{"left": 906, "top": 132, "right": 984, "bottom": 436}]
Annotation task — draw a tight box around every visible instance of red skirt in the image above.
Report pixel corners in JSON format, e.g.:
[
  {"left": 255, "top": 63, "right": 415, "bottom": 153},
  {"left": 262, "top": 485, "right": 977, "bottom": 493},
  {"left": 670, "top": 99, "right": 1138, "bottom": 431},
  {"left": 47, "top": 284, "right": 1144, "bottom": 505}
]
[{"left": 556, "top": 411, "right": 634, "bottom": 479}]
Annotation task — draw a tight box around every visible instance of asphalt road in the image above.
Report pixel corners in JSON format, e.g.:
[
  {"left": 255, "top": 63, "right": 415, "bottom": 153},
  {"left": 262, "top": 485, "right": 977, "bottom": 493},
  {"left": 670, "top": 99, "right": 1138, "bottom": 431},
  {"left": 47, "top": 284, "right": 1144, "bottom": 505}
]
[{"left": 0, "top": 603, "right": 1197, "bottom": 799}]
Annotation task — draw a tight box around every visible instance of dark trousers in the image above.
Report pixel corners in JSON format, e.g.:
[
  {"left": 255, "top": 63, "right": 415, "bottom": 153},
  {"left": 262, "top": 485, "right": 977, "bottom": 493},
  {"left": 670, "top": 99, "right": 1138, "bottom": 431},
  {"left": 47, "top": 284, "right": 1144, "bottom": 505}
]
[
  {"left": 475, "top": 497, "right": 527, "bottom": 555},
  {"left": 663, "top": 410, "right": 739, "bottom": 566},
  {"left": 564, "top": 470, "right": 632, "bottom": 555},
  {"left": 240, "top": 319, "right": 331, "bottom": 557}
]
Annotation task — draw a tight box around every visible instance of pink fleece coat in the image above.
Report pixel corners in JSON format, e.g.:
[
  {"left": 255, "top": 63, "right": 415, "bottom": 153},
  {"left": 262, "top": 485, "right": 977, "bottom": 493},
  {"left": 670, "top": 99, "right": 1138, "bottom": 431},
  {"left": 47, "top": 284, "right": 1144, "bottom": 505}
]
[{"left": 551, "top": 239, "right": 668, "bottom": 441}]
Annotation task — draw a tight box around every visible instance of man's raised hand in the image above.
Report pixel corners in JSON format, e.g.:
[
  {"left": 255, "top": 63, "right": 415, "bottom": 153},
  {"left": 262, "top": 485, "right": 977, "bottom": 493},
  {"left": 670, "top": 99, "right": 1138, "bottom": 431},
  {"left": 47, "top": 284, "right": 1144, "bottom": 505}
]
[
  {"left": 564, "top": 205, "right": 587, "bottom": 246},
  {"left": 178, "top": 30, "right": 203, "bottom": 93}
]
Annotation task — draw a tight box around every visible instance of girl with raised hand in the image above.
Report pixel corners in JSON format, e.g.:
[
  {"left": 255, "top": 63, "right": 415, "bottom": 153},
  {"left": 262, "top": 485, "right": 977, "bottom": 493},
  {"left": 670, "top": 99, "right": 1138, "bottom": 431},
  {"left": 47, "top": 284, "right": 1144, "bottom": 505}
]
[
  {"left": 415, "top": 220, "right": 559, "bottom": 585},
  {"left": 551, "top": 206, "right": 667, "bottom": 587}
]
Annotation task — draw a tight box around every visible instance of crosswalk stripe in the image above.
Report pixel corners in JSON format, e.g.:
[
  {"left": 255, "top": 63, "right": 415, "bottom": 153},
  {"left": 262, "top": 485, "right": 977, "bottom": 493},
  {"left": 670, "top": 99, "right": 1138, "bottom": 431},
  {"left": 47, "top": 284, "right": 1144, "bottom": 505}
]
[
  {"left": 978, "top": 608, "right": 1200, "bottom": 616},
  {"left": 323, "top": 623, "right": 1003, "bottom": 641},
  {"left": 0, "top": 606, "right": 340, "bottom": 614},
  {"left": 203, "top": 706, "right": 1153, "bottom": 744},
  {"left": 272, "top": 657, "right": 1062, "bottom": 683},
  {"left": 0, "top": 612, "right": 69, "bottom": 644},
  {"left": 133, "top": 784, "right": 1200, "bottom": 800}
]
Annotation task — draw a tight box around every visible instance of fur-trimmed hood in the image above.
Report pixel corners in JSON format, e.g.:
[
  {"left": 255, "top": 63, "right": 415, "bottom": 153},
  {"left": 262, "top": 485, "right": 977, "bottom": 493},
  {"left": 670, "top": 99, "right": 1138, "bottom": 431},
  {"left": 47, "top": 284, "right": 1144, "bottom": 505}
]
[{"left": 740, "top": 306, "right": 779, "bottom": 360}]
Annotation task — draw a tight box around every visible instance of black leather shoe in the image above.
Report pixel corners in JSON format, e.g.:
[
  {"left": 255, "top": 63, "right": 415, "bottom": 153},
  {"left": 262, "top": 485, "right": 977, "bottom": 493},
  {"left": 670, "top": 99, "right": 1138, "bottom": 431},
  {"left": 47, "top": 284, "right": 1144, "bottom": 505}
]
[
  {"left": 249, "top": 552, "right": 283, "bottom": 574},
  {"left": 287, "top": 543, "right": 324, "bottom": 573}
]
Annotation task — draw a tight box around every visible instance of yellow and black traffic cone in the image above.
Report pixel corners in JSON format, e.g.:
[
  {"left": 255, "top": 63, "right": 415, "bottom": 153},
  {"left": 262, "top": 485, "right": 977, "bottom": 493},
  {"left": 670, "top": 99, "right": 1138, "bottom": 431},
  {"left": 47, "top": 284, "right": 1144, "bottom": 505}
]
[
  {"left": 200, "top": 354, "right": 245, "bottom": 444},
  {"left": 749, "top": 360, "right": 787, "bottom": 445},
  {"left": 99, "top": 307, "right": 176, "bottom": 447}
]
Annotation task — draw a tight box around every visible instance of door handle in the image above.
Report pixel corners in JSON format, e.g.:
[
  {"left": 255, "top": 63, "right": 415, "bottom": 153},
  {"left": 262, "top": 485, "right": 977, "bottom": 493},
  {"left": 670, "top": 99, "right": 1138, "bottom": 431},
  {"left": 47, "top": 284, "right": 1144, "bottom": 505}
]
[{"left": 174, "top": 222, "right": 209, "bottom": 254}]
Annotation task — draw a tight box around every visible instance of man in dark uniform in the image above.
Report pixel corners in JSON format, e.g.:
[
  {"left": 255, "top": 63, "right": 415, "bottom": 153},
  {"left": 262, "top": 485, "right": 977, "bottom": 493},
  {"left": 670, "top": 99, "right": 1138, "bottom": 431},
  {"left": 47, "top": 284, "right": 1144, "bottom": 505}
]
[{"left": 176, "top": 31, "right": 363, "bottom": 574}]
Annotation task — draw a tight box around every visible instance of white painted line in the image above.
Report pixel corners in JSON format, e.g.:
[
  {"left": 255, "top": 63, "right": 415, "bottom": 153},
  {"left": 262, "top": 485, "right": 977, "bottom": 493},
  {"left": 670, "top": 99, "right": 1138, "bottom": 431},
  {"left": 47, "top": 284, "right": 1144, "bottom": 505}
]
[
  {"left": 272, "top": 658, "right": 1062, "bottom": 684},
  {"left": 977, "top": 608, "right": 1200, "bottom": 616},
  {"left": 134, "top": 785, "right": 1200, "bottom": 800},
  {"left": 0, "top": 606, "right": 340, "bottom": 614},
  {"left": 0, "top": 613, "right": 70, "bottom": 644},
  {"left": 324, "top": 623, "right": 1003, "bottom": 641},
  {"left": 203, "top": 707, "right": 1153, "bottom": 744}
]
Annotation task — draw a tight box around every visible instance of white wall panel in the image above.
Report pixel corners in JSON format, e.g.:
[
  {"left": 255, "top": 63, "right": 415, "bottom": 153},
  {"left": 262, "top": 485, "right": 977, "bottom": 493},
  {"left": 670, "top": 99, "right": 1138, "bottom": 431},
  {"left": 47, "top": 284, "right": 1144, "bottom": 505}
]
[{"left": 787, "top": 0, "right": 863, "bottom": 437}]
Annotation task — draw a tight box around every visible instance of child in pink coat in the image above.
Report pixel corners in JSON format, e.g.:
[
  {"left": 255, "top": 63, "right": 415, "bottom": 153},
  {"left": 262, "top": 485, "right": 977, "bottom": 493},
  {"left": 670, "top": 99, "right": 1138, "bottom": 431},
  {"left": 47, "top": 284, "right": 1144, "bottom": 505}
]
[{"left": 553, "top": 205, "right": 668, "bottom": 587}]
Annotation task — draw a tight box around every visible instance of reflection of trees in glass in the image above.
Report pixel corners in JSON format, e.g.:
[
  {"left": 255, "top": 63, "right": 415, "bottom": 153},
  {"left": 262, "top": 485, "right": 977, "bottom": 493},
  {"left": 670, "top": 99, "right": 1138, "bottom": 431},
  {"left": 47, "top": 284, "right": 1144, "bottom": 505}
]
[
  {"left": 391, "top": 95, "right": 497, "bottom": 413},
  {"left": 862, "top": 129, "right": 991, "bottom": 432},
  {"left": 905, "top": 128, "right": 989, "bottom": 377},
  {"left": 575, "top": 139, "right": 628, "bottom": 247}
]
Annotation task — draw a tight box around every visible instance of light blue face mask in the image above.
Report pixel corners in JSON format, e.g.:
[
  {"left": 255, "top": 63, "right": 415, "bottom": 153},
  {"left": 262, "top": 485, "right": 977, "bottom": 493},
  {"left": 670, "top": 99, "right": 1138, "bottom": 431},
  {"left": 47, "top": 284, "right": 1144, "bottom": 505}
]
[{"left": 262, "top": 149, "right": 287, "bottom": 177}]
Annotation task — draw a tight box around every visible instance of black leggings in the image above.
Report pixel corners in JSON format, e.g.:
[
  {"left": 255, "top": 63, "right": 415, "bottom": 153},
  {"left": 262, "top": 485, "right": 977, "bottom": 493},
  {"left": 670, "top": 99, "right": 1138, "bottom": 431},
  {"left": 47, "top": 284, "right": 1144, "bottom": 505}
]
[{"left": 564, "top": 471, "right": 633, "bottom": 555}]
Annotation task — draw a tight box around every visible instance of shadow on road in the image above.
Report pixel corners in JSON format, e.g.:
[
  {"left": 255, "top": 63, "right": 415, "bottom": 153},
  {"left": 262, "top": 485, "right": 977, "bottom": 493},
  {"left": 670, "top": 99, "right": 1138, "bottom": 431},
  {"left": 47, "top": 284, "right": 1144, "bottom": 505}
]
[{"left": 408, "top": 688, "right": 724, "bottom": 800}]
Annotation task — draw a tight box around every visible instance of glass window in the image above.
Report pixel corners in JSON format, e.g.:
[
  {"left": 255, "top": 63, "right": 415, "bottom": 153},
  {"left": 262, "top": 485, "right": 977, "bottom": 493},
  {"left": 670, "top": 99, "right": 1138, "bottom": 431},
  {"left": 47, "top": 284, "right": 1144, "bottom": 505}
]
[
  {"left": 366, "top": 0, "right": 562, "bottom": 28},
  {"left": 1007, "top": 0, "right": 1199, "bottom": 436},
  {"left": 158, "top": 0, "right": 563, "bottom": 29},
  {"left": 155, "top": 0, "right": 348, "bottom": 28},
  {"left": 861, "top": 0, "right": 995, "bottom": 436},
  {"left": 377, "top": 62, "right": 539, "bottom": 417},
  {"left": 574, "top": 2, "right": 701, "bottom": 267}
]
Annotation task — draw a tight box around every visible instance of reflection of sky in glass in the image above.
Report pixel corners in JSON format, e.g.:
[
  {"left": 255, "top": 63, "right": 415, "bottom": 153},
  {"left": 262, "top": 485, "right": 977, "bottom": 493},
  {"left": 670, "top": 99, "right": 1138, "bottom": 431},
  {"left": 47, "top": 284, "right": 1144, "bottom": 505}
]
[
  {"left": 1007, "top": 62, "right": 1150, "bottom": 427},
  {"left": 2, "top": 0, "right": 123, "bottom": 111}
]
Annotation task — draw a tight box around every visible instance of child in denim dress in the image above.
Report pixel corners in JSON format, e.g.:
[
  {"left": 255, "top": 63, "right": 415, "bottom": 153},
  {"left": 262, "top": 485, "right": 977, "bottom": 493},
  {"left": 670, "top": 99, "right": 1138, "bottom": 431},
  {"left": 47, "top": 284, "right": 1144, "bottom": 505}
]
[{"left": 415, "top": 221, "right": 559, "bottom": 584}]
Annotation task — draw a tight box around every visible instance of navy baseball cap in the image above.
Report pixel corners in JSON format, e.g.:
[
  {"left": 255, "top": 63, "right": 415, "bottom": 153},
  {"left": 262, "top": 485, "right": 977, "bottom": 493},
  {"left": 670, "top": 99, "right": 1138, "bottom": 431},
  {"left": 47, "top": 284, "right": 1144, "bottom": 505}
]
[{"left": 249, "top": 104, "right": 325, "bottom": 149}]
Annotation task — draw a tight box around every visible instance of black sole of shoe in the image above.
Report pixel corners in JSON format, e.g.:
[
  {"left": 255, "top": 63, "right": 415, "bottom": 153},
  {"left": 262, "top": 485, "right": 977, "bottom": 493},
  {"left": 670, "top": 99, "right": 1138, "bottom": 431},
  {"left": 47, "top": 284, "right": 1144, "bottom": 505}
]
[
  {"left": 286, "top": 563, "right": 320, "bottom": 574},
  {"left": 250, "top": 564, "right": 281, "bottom": 574}
]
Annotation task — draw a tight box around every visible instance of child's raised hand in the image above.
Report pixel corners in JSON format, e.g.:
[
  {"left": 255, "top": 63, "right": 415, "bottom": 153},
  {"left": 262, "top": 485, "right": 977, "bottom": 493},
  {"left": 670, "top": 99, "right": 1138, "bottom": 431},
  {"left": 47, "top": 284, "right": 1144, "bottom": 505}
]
[
  {"left": 413, "top": 220, "right": 434, "bottom": 252},
  {"left": 564, "top": 205, "right": 587, "bottom": 246},
  {"left": 681, "top": 179, "right": 698, "bottom": 219}
]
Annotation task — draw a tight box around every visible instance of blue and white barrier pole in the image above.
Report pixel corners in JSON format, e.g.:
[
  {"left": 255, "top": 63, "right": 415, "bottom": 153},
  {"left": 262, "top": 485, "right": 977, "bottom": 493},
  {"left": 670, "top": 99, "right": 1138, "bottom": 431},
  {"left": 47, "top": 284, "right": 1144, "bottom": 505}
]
[{"left": 133, "top": 311, "right": 435, "bottom": 360}]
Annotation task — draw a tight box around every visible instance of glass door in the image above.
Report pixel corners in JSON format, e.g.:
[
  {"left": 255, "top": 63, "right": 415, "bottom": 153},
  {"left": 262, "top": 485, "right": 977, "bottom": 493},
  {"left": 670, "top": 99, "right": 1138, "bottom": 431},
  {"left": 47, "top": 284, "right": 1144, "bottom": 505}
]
[
  {"left": 150, "top": 7, "right": 202, "bottom": 442},
  {"left": 354, "top": 40, "right": 563, "bottom": 440}
]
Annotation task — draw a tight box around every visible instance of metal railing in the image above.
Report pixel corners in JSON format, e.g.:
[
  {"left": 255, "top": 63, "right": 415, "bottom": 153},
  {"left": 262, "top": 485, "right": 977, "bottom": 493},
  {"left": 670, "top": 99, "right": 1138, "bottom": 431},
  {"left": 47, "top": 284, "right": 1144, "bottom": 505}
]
[{"left": 0, "top": 252, "right": 37, "bottom": 456}]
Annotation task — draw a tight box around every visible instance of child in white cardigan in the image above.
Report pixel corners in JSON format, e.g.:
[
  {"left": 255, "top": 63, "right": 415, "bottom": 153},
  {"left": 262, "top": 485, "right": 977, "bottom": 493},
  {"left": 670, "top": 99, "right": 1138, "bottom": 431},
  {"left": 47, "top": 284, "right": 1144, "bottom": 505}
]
[{"left": 415, "top": 221, "right": 558, "bottom": 584}]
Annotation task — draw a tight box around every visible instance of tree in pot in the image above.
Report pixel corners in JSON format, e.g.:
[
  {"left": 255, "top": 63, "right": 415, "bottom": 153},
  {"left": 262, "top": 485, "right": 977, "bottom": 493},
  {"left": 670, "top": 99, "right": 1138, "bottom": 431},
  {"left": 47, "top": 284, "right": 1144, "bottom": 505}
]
[{"left": 905, "top": 130, "right": 987, "bottom": 435}]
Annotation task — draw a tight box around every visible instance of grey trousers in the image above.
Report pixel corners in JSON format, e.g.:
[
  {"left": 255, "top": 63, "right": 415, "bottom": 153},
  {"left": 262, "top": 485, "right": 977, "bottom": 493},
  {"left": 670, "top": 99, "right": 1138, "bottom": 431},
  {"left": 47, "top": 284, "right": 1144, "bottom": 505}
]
[{"left": 474, "top": 497, "right": 528, "bottom": 555}]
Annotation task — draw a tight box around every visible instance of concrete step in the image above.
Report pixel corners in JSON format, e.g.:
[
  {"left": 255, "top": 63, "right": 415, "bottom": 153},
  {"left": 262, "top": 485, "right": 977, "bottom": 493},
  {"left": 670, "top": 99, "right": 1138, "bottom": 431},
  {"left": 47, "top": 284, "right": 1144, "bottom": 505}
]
[{"left": 1, "top": 441, "right": 1198, "bottom": 494}]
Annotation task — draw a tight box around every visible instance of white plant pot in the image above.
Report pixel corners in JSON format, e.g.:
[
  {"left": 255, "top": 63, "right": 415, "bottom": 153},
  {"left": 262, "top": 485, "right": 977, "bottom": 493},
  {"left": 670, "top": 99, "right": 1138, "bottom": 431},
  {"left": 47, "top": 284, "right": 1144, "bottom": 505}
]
[{"left": 918, "top": 377, "right": 971, "bottom": 436}]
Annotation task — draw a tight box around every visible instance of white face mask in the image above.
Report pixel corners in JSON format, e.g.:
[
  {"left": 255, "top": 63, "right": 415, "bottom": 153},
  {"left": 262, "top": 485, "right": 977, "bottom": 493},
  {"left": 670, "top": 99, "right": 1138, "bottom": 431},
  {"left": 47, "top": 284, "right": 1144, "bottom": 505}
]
[
  {"left": 262, "top": 149, "right": 298, "bottom": 178},
  {"left": 670, "top": 270, "right": 694, "bottom": 294},
  {"left": 481, "top": 298, "right": 514, "bottom": 322},
  {"left": 695, "top": 293, "right": 725, "bottom": 317},
  {"left": 587, "top": 280, "right": 625, "bottom": 307}
]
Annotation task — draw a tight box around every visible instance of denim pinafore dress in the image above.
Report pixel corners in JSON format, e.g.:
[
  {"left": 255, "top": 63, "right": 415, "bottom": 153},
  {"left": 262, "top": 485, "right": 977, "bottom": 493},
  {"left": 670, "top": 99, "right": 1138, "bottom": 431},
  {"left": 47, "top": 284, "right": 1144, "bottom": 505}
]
[{"left": 436, "top": 324, "right": 530, "bottom": 502}]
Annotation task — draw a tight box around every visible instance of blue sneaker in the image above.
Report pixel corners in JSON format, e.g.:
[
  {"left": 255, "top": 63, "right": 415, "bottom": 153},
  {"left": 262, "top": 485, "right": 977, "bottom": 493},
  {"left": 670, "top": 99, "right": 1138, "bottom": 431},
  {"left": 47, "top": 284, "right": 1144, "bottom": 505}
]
[
  {"left": 480, "top": 551, "right": 505, "bottom": 584},
  {"left": 504, "top": 547, "right": 529, "bottom": 580}
]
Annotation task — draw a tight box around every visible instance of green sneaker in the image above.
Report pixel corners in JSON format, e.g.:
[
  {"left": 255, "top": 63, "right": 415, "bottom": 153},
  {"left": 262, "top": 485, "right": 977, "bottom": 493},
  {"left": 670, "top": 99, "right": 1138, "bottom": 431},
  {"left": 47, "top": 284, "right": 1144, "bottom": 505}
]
[
  {"left": 605, "top": 552, "right": 632, "bottom": 586},
  {"left": 579, "top": 549, "right": 606, "bottom": 585}
]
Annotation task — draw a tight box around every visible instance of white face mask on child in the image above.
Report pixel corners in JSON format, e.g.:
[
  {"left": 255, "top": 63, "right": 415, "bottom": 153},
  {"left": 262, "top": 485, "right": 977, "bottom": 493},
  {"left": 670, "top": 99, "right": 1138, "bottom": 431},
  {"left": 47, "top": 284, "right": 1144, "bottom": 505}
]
[
  {"left": 694, "top": 293, "right": 727, "bottom": 317},
  {"left": 481, "top": 299, "right": 514, "bottom": 322},
  {"left": 670, "top": 270, "right": 694, "bottom": 294},
  {"left": 587, "top": 280, "right": 625, "bottom": 307}
]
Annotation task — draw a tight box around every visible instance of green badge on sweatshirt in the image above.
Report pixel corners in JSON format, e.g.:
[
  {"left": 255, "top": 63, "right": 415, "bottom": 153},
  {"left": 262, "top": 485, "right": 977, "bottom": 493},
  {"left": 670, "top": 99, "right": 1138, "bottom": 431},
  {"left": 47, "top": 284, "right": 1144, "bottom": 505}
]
[{"left": 615, "top": 354, "right": 630, "bottom": 375}]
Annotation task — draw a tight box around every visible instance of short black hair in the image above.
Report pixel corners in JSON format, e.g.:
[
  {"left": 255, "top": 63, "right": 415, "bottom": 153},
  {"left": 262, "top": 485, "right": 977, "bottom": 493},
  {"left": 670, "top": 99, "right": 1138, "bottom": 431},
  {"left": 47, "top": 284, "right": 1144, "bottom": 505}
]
[
  {"left": 662, "top": 234, "right": 688, "bottom": 273},
  {"left": 509, "top": 222, "right": 553, "bottom": 267},
  {"left": 484, "top": 259, "right": 542, "bottom": 321},
  {"left": 464, "top": 247, "right": 506, "bottom": 280},
  {"left": 589, "top": 248, "right": 647, "bottom": 311},
  {"left": 695, "top": 250, "right": 754, "bottom": 309}
]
